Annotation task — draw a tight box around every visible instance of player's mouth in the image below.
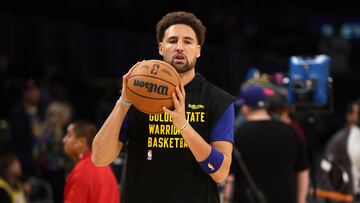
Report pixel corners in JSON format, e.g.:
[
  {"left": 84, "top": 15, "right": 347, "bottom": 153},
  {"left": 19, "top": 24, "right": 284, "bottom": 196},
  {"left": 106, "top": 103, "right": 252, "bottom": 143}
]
[{"left": 173, "top": 54, "right": 186, "bottom": 63}]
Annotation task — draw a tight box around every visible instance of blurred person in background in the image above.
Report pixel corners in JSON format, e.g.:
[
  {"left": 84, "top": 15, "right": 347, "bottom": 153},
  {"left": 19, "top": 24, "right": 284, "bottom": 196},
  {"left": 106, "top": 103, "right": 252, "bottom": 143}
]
[
  {"left": 224, "top": 85, "right": 309, "bottom": 203},
  {"left": 263, "top": 83, "right": 306, "bottom": 143},
  {"left": 63, "top": 120, "right": 120, "bottom": 203},
  {"left": 10, "top": 79, "right": 45, "bottom": 177},
  {"left": 35, "top": 99, "right": 72, "bottom": 203},
  {"left": 236, "top": 77, "right": 306, "bottom": 142},
  {"left": 318, "top": 100, "right": 360, "bottom": 202},
  {"left": 0, "top": 154, "right": 27, "bottom": 203}
]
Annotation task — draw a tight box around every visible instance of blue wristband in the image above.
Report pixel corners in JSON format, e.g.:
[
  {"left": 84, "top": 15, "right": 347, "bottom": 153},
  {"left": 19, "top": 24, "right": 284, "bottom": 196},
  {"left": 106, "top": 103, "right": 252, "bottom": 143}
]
[
  {"left": 117, "top": 96, "right": 132, "bottom": 106},
  {"left": 198, "top": 147, "right": 224, "bottom": 174}
]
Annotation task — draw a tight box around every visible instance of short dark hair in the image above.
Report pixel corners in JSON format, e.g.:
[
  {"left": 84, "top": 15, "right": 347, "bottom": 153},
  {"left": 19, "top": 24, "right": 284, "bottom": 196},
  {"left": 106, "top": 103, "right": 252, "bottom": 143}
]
[
  {"left": 73, "top": 120, "right": 97, "bottom": 148},
  {"left": 156, "top": 11, "right": 206, "bottom": 46}
]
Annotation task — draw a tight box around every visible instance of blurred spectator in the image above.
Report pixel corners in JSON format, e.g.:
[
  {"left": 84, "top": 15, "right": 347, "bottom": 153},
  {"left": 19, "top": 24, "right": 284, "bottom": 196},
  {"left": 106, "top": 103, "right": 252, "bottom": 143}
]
[
  {"left": 225, "top": 85, "right": 309, "bottom": 203},
  {"left": 36, "top": 101, "right": 71, "bottom": 170},
  {"left": 35, "top": 100, "right": 72, "bottom": 203},
  {"left": 237, "top": 76, "right": 306, "bottom": 142},
  {"left": 63, "top": 120, "right": 120, "bottom": 203},
  {"left": 264, "top": 84, "right": 306, "bottom": 143},
  {"left": 10, "top": 79, "right": 46, "bottom": 177},
  {"left": 316, "top": 100, "right": 360, "bottom": 201},
  {"left": 0, "top": 154, "right": 27, "bottom": 203}
]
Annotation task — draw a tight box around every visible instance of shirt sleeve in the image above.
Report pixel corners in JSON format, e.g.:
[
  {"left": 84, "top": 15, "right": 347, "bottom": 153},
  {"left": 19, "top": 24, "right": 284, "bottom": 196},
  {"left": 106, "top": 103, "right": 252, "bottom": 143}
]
[{"left": 209, "top": 103, "right": 235, "bottom": 143}]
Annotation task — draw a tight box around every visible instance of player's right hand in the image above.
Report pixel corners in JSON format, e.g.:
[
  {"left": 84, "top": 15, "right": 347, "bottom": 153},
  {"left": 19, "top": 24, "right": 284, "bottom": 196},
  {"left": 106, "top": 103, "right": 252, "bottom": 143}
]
[{"left": 120, "top": 61, "right": 143, "bottom": 102}]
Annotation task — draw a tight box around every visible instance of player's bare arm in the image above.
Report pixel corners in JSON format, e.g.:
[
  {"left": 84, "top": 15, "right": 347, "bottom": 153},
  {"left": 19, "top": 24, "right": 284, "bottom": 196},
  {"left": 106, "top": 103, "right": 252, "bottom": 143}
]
[{"left": 91, "top": 62, "right": 139, "bottom": 166}]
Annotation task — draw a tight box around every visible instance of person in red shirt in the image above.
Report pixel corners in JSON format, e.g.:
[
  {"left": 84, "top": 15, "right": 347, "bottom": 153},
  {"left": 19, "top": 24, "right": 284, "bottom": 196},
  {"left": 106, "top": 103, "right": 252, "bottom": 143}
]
[{"left": 63, "top": 120, "right": 120, "bottom": 203}]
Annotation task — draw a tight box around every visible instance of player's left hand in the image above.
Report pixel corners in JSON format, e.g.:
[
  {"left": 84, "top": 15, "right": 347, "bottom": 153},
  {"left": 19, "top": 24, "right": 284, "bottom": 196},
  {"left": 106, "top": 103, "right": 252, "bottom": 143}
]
[{"left": 162, "top": 84, "right": 187, "bottom": 131}]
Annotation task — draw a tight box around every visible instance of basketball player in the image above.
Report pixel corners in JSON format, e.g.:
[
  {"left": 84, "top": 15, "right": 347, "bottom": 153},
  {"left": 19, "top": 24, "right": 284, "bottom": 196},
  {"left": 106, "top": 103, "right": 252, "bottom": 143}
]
[{"left": 92, "top": 11, "right": 235, "bottom": 203}]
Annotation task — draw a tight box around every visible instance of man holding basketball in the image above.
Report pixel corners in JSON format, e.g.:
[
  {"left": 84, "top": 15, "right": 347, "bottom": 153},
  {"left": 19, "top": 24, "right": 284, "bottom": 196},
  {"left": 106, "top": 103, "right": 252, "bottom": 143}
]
[{"left": 92, "top": 11, "right": 235, "bottom": 203}]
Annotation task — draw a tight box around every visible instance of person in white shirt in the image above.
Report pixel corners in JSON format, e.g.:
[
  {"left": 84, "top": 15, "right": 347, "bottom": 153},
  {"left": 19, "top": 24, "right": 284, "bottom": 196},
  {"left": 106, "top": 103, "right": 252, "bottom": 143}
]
[{"left": 324, "top": 100, "right": 360, "bottom": 201}]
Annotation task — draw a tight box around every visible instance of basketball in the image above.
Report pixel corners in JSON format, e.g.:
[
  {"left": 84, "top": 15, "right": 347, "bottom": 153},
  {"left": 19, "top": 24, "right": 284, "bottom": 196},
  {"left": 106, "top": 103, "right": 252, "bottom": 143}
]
[{"left": 126, "top": 59, "right": 181, "bottom": 114}]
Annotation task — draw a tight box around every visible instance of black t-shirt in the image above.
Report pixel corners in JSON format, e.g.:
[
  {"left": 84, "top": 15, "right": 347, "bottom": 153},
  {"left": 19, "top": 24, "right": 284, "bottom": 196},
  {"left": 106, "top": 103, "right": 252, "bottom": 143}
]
[
  {"left": 122, "top": 73, "right": 234, "bottom": 203},
  {"left": 232, "top": 120, "right": 308, "bottom": 203}
]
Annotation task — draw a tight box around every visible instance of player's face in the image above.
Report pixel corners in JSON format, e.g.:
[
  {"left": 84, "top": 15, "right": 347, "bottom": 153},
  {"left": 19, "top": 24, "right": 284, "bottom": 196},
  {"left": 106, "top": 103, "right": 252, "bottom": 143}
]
[
  {"left": 63, "top": 124, "right": 80, "bottom": 157},
  {"left": 159, "top": 24, "right": 201, "bottom": 73}
]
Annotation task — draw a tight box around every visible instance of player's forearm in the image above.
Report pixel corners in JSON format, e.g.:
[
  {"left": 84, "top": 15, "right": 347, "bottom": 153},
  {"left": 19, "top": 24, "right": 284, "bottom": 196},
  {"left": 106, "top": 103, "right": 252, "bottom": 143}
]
[
  {"left": 209, "top": 141, "right": 232, "bottom": 183},
  {"left": 91, "top": 102, "right": 129, "bottom": 166},
  {"left": 297, "top": 169, "right": 309, "bottom": 203},
  {"left": 180, "top": 124, "right": 212, "bottom": 160},
  {"left": 180, "top": 125, "right": 232, "bottom": 183}
]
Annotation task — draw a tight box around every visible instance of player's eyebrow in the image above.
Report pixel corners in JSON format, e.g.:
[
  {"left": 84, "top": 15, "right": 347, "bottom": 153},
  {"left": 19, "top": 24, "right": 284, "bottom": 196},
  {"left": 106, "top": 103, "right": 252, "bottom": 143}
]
[
  {"left": 166, "top": 36, "right": 195, "bottom": 42},
  {"left": 183, "top": 36, "right": 195, "bottom": 42},
  {"left": 166, "top": 36, "right": 178, "bottom": 41}
]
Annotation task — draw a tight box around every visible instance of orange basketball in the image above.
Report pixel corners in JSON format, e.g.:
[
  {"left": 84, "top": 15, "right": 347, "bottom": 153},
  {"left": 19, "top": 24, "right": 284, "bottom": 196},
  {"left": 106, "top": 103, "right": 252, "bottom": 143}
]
[{"left": 126, "top": 60, "right": 181, "bottom": 114}]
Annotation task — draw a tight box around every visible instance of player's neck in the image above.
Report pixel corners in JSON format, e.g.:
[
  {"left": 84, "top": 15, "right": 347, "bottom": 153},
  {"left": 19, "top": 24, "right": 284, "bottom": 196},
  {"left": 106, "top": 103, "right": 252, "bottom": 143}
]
[
  {"left": 179, "top": 68, "right": 195, "bottom": 85},
  {"left": 75, "top": 148, "right": 90, "bottom": 162},
  {"left": 246, "top": 110, "right": 271, "bottom": 121}
]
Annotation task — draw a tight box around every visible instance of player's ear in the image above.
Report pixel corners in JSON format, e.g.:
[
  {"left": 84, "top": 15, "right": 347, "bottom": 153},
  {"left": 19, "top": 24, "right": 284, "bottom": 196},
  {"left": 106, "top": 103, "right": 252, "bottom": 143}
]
[
  {"left": 79, "top": 137, "right": 88, "bottom": 148},
  {"left": 159, "top": 42, "right": 164, "bottom": 56},
  {"left": 196, "top": 45, "right": 201, "bottom": 58}
]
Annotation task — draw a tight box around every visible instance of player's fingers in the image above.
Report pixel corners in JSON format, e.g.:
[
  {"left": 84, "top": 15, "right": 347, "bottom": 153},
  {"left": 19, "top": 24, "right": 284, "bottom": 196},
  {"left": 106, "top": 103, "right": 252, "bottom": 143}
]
[
  {"left": 122, "top": 74, "right": 128, "bottom": 86},
  {"left": 162, "top": 106, "right": 173, "bottom": 115},
  {"left": 172, "top": 92, "right": 181, "bottom": 109},
  {"left": 179, "top": 85, "right": 186, "bottom": 107},
  {"left": 121, "top": 61, "right": 142, "bottom": 95},
  {"left": 175, "top": 87, "right": 184, "bottom": 102},
  {"left": 132, "top": 61, "right": 143, "bottom": 69},
  {"left": 129, "top": 61, "right": 141, "bottom": 72},
  {"left": 175, "top": 87, "right": 185, "bottom": 108},
  {"left": 123, "top": 61, "right": 144, "bottom": 85},
  {"left": 123, "top": 72, "right": 130, "bottom": 80},
  {"left": 123, "top": 62, "right": 140, "bottom": 81}
]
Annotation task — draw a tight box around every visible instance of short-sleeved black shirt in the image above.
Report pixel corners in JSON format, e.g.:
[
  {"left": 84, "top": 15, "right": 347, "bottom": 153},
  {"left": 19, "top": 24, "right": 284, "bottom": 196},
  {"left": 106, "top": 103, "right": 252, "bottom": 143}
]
[
  {"left": 232, "top": 120, "right": 308, "bottom": 203},
  {"left": 122, "top": 73, "right": 235, "bottom": 203}
]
